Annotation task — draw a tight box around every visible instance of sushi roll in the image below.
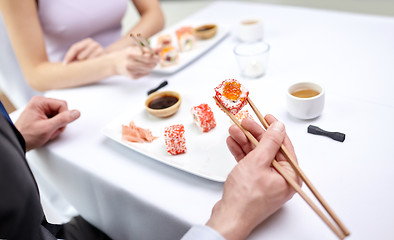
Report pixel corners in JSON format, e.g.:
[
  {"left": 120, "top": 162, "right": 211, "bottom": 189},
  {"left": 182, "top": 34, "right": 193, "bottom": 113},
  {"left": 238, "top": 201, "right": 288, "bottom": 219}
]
[
  {"left": 175, "top": 26, "right": 196, "bottom": 52},
  {"left": 160, "top": 46, "right": 179, "bottom": 67},
  {"left": 164, "top": 124, "right": 186, "bottom": 155},
  {"left": 214, "top": 79, "right": 249, "bottom": 115},
  {"left": 157, "top": 34, "right": 173, "bottom": 49},
  {"left": 191, "top": 103, "right": 216, "bottom": 132},
  {"left": 235, "top": 109, "right": 254, "bottom": 122}
]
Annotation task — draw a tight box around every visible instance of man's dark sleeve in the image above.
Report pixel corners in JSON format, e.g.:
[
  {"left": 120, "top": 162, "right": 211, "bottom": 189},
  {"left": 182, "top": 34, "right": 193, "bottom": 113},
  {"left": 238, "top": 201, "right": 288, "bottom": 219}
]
[{"left": 0, "top": 115, "right": 46, "bottom": 240}]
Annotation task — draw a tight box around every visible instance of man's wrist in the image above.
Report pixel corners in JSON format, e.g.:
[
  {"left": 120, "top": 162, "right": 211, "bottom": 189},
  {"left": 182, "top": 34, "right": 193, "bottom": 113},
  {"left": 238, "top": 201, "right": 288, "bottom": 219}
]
[{"left": 205, "top": 202, "right": 252, "bottom": 240}]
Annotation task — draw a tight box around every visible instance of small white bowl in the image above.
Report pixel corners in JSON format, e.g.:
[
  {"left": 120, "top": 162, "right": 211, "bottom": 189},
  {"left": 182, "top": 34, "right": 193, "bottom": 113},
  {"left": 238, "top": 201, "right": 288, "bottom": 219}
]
[{"left": 286, "top": 82, "right": 325, "bottom": 120}]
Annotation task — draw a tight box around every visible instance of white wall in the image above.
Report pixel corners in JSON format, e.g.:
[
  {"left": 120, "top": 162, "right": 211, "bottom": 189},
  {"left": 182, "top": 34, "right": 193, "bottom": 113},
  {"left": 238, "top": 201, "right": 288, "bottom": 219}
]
[{"left": 123, "top": 0, "right": 394, "bottom": 34}]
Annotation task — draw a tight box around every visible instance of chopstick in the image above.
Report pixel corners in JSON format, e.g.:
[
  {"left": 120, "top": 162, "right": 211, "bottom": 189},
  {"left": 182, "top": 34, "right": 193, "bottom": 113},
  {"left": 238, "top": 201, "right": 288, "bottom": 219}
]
[
  {"left": 137, "top": 33, "right": 155, "bottom": 55},
  {"left": 129, "top": 33, "right": 155, "bottom": 56},
  {"left": 129, "top": 33, "right": 144, "bottom": 54},
  {"left": 213, "top": 96, "right": 348, "bottom": 240},
  {"left": 247, "top": 97, "right": 350, "bottom": 237}
]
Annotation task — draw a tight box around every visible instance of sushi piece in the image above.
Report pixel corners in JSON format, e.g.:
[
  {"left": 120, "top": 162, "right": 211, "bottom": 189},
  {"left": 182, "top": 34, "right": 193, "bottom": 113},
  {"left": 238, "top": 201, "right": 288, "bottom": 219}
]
[
  {"left": 164, "top": 124, "right": 186, "bottom": 155},
  {"left": 175, "top": 26, "right": 196, "bottom": 52},
  {"left": 191, "top": 103, "right": 216, "bottom": 132},
  {"left": 214, "top": 79, "right": 249, "bottom": 115},
  {"left": 160, "top": 46, "right": 179, "bottom": 67},
  {"left": 157, "top": 34, "right": 173, "bottom": 49},
  {"left": 235, "top": 109, "right": 254, "bottom": 122}
]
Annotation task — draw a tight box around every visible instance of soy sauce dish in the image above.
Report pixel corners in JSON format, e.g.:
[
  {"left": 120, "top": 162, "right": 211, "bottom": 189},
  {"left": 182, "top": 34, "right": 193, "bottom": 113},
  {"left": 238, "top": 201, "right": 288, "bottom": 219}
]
[
  {"left": 145, "top": 91, "right": 182, "bottom": 118},
  {"left": 194, "top": 24, "right": 218, "bottom": 40}
]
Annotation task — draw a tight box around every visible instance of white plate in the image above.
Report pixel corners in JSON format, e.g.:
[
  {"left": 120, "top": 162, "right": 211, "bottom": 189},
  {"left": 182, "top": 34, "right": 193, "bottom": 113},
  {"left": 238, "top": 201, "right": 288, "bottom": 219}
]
[
  {"left": 151, "top": 22, "right": 230, "bottom": 74},
  {"left": 102, "top": 93, "right": 236, "bottom": 182}
]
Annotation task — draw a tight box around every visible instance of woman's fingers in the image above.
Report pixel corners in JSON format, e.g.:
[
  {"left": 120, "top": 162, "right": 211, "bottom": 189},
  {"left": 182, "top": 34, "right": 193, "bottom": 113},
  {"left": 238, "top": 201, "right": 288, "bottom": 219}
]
[
  {"left": 76, "top": 42, "right": 103, "bottom": 60},
  {"left": 62, "top": 38, "right": 103, "bottom": 64}
]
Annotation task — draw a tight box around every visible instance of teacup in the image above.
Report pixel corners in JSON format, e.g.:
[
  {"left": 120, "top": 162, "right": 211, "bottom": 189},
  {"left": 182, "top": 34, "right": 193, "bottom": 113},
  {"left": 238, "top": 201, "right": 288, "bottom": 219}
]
[
  {"left": 286, "top": 82, "right": 325, "bottom": 119},
  {"left": 235, "top": 19, "right": 264, "bottom": 42}
]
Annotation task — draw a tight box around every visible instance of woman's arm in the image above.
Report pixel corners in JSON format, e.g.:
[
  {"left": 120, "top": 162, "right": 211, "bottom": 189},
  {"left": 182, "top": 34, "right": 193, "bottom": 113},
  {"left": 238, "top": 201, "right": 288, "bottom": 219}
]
[
  {"left": 0, "top": 0, "right": 157, "bottom": 91},
  {"left": 105, "top": 0, "right": 165, "bottom": 53}
]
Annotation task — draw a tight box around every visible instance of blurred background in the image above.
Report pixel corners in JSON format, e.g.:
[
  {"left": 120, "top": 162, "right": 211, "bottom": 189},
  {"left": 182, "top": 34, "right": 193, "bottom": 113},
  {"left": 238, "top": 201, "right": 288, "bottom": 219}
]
[{"left": 2, "top": 0, "right": 394, "bottom": 113}]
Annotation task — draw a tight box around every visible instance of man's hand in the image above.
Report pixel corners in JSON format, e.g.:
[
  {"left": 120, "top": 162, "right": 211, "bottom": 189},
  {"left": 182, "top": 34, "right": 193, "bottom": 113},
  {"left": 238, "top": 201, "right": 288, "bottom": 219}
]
[
  {"left": 206, "top": 115, "right": 300, "bottom": 240},
  {"left": 15, "top": 96, "right": 80, "bottom": 151}
]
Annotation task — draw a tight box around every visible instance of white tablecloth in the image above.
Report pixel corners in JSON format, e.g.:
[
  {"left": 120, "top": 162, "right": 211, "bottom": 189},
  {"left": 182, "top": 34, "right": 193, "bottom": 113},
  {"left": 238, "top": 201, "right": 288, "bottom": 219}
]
[{"left": 28, "top": 1, "right": 394, "bottom": 239}]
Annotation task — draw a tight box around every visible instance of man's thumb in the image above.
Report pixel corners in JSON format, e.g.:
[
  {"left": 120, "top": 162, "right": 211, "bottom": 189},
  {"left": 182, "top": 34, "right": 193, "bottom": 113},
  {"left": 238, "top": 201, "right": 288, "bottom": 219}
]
[
  {"left": 252, "top": 121, "right": 285, "bottom": 167},
  {"left": 49, "top": 109, "right": 80, "bottom": 128}
]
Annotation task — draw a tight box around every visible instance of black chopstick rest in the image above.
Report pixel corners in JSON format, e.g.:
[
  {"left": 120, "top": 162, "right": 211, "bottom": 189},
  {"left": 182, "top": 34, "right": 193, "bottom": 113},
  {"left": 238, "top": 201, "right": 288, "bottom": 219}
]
[
  {"left": 307, "top": 125, "right": 345, "bottom": 142},
  {"left": 147, "top": 80, "right": 168, "bottom": 95}
]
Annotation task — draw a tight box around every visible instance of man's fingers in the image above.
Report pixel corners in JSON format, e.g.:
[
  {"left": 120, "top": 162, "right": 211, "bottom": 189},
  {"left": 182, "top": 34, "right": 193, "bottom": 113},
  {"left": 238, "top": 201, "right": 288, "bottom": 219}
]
[
  {"left": 228, "top": 124, "right": 255, "bottom": 156},
  {"left": 241, "top": 118, "right": 264, "bottom": 141},
  {"left": 226, "top": 136, "right": 246, "bottom": 162},
  {"left": 47, "top": 110, "right": 80, "bottom": 130},
  {"left": 39, "top": 97, "right": 69, "bottom": 117},
  {"left": 249, "top": 121, "right": 285, "bottom": 167},
  {"left": 265, "top": 114, "right": 297, "bottom": 163}
]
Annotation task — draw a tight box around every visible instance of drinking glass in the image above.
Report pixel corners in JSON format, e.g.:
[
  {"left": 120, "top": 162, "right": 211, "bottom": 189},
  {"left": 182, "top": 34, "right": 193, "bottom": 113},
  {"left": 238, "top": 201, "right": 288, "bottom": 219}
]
[{"left": 233, "top": 41, "right": 270, "bottom": 79}]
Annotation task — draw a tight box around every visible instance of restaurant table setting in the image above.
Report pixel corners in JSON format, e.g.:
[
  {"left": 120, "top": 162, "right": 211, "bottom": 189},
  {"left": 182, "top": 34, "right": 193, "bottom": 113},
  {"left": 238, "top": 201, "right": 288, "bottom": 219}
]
[{"left": 23, "top": 1, "right": 394, "bottom": 239}]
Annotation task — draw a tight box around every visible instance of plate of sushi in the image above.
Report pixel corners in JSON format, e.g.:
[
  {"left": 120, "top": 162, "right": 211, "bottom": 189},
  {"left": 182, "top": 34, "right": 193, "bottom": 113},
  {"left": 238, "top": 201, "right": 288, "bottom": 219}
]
[
  {"left": 101, "top": 89, "right": 238, "bottom": 182},
  {"left": 150, "top": 22, "right": 230, "bottom": 74}
]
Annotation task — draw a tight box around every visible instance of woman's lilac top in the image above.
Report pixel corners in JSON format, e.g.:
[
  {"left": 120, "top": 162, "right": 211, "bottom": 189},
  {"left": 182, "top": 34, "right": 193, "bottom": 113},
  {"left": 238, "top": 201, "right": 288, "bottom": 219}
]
[{"left": 38, "top": 0, "right": 128, "bottom": 61}]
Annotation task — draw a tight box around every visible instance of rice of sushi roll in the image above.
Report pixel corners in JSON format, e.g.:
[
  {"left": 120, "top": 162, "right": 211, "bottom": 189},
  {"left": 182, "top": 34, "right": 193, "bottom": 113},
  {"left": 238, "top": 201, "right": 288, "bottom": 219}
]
[
  {"left": 191, "top": 103, "right": 216, "bottom": 132},
  {"left": 157, "top": 34, "right": 173, "bottom": 49},
  {"left": 214, "top": 79, "right": 249, "bottom": 115},
  {"left": 235, "top": 109, "right": 254, "bottom": 122},
  {"left": 164, "top": 124, "right": 186, "bottom": 155},
  {"left": 160, "top": 46, "right": 179, "bottom": 67},
  {"left": 175, "top": 26, "right": 196, "bottom": 52}
]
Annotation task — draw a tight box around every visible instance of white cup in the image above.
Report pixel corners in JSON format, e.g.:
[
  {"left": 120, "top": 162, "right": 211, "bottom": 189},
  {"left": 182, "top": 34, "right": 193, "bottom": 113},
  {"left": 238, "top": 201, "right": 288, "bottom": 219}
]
[
  {"left": 236, "top": 19, "right": 264, "bottom": 42},
  {"left": 233, "top": 41, "right": 270, "bottom": 78},
  {"left": 286, "top": 82, "right": 325, "bottom": 119}
]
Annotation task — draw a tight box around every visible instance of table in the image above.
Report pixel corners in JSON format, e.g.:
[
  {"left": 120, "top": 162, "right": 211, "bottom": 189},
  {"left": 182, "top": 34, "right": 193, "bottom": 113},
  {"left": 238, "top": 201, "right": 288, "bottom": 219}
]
[{"left": 28, "top": 1, "right": 394, "bottom": 239}]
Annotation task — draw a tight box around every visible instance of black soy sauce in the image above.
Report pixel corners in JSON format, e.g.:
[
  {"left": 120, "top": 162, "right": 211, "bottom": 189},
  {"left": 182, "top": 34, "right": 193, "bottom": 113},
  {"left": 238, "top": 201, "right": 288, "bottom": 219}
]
[
  {"left": 196, "top": 25, "right": 214, "bottom": 32},
  {"left": 148, "top": 96, "right": 178, "bottom": 109}
]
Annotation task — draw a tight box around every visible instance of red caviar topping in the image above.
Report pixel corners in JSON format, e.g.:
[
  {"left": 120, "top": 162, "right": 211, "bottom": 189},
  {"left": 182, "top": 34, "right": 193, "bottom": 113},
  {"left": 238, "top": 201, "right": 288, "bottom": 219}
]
[{"left": 223, "top": 81, "right": 242, "bottom": 101}]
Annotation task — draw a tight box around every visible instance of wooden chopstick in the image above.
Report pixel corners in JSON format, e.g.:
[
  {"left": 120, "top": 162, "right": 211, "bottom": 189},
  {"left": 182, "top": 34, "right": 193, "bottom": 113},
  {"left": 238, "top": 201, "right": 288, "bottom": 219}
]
[
  {"left": 137, "top": 33, "right": 155, "bottom": 55},
  {"left": 247, "top": 97, "right": 350, "bottom": 237},
  {"left": 213, "top": 96, "right": 347, "bottom": 240},
  {"left": 129, "top": 33, "right": 145, "bottom": 54}
]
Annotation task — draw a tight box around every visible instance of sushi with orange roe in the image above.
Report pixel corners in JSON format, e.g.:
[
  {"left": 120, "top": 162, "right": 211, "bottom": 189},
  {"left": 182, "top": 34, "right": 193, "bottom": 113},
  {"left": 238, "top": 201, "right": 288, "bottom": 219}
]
[
  {"left": 191, "top": 103, "right": 216, "bottom": 132},
  {"left": 214, "top": 79, "right": 249, "bottom": 115},
  {"left": 164, "top": 124, "right": 186, "bottom": 155}
]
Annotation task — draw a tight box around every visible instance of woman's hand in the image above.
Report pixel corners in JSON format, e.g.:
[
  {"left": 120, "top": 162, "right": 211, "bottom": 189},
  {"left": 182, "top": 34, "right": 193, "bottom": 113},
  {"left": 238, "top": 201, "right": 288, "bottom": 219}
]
[
  {"left": 63, "top": 38, "right": 104, "bottom": 65},
  {"left": 109, "top": 46, "right": 160, "bottom": 79}
]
